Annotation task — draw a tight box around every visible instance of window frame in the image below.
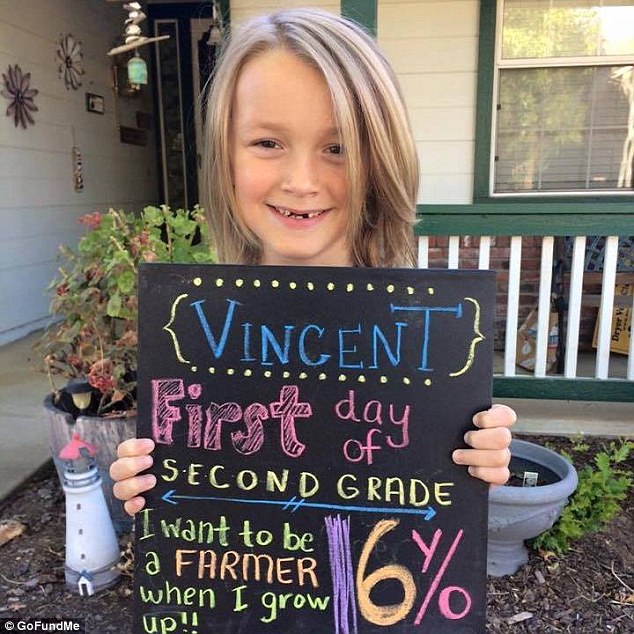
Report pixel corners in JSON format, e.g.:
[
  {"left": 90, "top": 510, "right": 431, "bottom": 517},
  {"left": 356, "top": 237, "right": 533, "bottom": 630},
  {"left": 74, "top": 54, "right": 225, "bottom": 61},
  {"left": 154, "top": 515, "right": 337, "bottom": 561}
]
[{"left": 474, "top": 0, "right": 634, "bottom": 203}]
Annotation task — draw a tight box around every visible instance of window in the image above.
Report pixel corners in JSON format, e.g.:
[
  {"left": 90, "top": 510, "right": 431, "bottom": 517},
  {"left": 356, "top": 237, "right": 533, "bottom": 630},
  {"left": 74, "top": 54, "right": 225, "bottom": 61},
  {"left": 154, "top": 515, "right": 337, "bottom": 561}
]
[{"left": 490, "top": 0, "right": 634, "bottom": 196}]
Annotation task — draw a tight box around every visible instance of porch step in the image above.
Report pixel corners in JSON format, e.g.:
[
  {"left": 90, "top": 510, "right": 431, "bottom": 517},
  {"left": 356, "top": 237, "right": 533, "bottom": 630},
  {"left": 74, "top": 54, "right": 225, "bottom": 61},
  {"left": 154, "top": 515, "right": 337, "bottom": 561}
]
[{"left": 506, "top": 397, "right": 633, "bottom": 438}]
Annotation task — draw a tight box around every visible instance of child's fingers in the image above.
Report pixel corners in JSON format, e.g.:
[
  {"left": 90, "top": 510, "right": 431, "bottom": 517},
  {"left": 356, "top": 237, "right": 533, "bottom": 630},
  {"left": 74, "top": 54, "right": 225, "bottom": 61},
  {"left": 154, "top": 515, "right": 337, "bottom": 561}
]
[
  {"left": 109, "top": 454, "right": 153, "bottom": 482},
  {"left": 124, "top": 496, "right": 147, "bottom": 517},
  {"left": 465, "top": 466, "right": 510, "bottom": 486},
  {"left": 452, "top": 447, "right": 511, "bottom": 469},
  {"left": 472, "top": 403, "right": 516, "bottom": 429},
  {"left": 113, "top": 473, "right": 157, "bottom": 503},
  {"left": 116, "top": 437, "right": 155, "bottom": 458},
  {"left": 464, "top": 426, "right": 512, "bottom": 450}
]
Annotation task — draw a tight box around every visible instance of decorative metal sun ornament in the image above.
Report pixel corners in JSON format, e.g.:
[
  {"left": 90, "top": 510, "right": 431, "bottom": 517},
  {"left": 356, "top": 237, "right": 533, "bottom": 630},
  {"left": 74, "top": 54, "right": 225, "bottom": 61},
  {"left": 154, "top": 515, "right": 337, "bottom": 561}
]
[
  {"left": 57, "top": 33, "right": 84, "bottom": 90},
  {"left": 1, "top": 64, "right": 39, "bottom": 129}
]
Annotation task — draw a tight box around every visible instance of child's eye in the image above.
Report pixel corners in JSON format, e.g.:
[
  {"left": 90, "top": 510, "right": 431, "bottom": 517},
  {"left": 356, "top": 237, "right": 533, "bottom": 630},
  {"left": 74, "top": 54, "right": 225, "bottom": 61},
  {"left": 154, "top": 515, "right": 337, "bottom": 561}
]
[
  {"left": 254, "top": 139, "right": 280, "bottom": 149},
  {"left": 326, "top": 144, "right": 344, "bottom": 155}
]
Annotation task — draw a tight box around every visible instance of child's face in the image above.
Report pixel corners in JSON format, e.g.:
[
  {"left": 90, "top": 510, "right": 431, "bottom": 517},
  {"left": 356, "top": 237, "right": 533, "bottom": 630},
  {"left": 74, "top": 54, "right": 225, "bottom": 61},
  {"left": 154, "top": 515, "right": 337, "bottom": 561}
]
[{"left": 230, "top": 48, "right": 353, "bottom": 266}]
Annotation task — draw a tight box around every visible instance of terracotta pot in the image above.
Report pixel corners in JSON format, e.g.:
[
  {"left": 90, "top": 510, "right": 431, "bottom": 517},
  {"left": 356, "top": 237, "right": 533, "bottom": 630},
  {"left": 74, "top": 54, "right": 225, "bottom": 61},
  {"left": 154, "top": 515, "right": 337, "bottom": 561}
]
[
  {"left": 44, "top": 392, "right": 136, "bottom": 534},
  {"left": 487, "top": 439, "right": 578, "bottom": 576}
]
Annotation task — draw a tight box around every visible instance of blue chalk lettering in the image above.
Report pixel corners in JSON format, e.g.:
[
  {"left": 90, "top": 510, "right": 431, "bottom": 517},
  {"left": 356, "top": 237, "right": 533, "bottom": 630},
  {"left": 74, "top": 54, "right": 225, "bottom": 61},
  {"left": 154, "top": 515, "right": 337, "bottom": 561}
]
[
  {"left": 339, "top": 324, "right": 363, "bottom": 369},
  {"left": 298, "top": 325, "right": 330, "bottom": 366},
  {"left": 261, "top": 325, "right": 294, "bottom": 365},
  {"left": 191, "top": 299, "right": 240, "bottom": 359},
  {"left": 370, "top": 322, "right": 407, "bottom": 368},
  {"left": 241, "top": 322, "right": 255, "bottom": 362},
  {"left": 390, "top": 303, "right": 463, "bottom": 371}
]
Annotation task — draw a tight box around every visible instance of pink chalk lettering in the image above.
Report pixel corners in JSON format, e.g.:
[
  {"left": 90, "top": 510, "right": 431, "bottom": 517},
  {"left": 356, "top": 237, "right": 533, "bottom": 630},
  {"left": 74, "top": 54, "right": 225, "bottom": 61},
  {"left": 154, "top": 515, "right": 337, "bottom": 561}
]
[
  {"left": 186, "top": 404, "right": 202, "bottom": 447},
  {"left": 342, "top": 429, "right": 382, "bottom": 465},
  {"left": 411, "top": 528, "right": 443, "bottom": 573},
  {"left": 231, "top": 403, "right": 268, "bottom": 455},
  {"left": 151, "top": 379, "right": 185, "bottom": 444},
  {"left": 363, "top": 400, "right": 382, "bottom": 425},
  {"left": 386, "top": 404, "right": 410, "bottom": 449},
  {"left": 334, "top": 391, "right": 361, "bottom": 422},
  {"left": 187, "top": 383, "right": 202, "bottom": 399},
  {"left": 203, "top": 402, "right": 242, "bottom": 450},
  {"left": 270, "top": 385, "right": 312, "bottom": 458},
  {"left": 438, "top": 586, "right": 472, "bottom": 620}
]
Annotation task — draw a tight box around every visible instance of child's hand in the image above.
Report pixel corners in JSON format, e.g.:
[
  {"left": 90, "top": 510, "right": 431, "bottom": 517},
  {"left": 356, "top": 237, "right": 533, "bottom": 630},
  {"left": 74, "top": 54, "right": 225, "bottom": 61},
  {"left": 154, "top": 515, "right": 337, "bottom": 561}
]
[
  {"left": 452, "top": 404, "right": 515, "bottom": 486},
  {"left": 110, "top": 438, "right": 156, "bottom": 516}
]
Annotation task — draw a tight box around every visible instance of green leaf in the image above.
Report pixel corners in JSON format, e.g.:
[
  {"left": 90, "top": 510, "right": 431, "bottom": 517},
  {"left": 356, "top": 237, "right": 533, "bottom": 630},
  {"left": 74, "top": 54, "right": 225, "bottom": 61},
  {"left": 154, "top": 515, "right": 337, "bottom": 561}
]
[
  {"left": 107, "top": 293, "right": 122, "bottom": 317},
  {"left": 117, "top": 270, "right": 135, "bottom": 294},
  {"left": 143, "top": 206, "right": 163, "bottom": 226}
]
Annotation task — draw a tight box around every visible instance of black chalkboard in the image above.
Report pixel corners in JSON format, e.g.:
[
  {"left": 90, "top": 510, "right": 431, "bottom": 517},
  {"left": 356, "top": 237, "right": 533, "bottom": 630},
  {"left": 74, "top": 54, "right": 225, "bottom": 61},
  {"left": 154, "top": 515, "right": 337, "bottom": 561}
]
[{"left": 135, "top": 264, "right": 496, "bottom": 633}]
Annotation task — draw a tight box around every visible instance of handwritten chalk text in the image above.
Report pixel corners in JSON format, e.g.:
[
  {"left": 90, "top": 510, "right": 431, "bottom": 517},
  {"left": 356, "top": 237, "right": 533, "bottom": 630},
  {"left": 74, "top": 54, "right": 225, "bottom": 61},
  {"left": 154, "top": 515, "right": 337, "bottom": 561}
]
[{"left": 189, "top": 298, "right": 464, "bottom": 372}]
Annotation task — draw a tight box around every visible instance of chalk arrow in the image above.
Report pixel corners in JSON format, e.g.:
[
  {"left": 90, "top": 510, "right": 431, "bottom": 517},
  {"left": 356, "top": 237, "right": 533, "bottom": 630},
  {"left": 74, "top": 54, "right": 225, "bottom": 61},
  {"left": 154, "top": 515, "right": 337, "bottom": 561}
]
[{"left": 161, "top": 489, "right": 436, "bottom": 520}]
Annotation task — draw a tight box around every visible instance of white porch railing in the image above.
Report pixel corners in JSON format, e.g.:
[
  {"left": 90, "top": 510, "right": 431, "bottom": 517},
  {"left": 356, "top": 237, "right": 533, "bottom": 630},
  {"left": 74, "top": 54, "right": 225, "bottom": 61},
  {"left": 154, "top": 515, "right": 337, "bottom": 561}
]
[{"left": 415, "top": 205, "right": 634, "bottom": 402}]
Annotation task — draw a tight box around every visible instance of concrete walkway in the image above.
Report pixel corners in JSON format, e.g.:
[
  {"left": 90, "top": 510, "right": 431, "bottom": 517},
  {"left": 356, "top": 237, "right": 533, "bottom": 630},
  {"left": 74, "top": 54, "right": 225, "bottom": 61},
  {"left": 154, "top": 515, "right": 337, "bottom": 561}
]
[
  {"left": 0, "top": 332, "right": 52, "bottom": 501},
  {"left": 0, "top": 331, "right": 632, "bottom": 502}
]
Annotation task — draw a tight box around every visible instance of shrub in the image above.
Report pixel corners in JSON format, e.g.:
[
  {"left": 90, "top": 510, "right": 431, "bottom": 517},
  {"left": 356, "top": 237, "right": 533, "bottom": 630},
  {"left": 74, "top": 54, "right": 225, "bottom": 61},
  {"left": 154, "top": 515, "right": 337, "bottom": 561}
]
[
  {"left": 531, "top": 439, "right": 633, "bottom": 554},
  {"left": 38, "top": 205, "right": 214, "bottom": 416}
]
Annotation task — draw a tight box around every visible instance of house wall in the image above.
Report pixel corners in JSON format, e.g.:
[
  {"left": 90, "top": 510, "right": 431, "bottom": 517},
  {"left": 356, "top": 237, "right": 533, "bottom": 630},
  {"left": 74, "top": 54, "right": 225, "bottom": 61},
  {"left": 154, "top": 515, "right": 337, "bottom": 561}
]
[
  {"left": 377, "top": 0, "right": 479, "bottom": 205},
  {"left": 230, "top": 0, "right": 339, "bottom": 25},
  {"left": 0, "top": 0, "right": 158, "bottom": 345}
]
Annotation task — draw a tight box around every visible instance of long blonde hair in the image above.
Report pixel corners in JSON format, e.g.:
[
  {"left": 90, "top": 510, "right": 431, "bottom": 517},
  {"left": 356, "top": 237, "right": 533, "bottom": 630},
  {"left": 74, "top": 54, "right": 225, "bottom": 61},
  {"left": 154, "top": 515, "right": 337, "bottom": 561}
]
[{"left": 201, "top": 8, "right": 419, "bottom": 267}]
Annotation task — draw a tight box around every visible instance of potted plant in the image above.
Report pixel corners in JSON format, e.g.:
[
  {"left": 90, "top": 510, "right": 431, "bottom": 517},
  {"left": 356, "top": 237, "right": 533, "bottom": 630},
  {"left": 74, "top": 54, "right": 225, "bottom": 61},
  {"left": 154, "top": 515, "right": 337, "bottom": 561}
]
[
  {"left": 39, "top": 205, "right": 214, "bottom": 532},
  {"left": 487, "top": 439, "right": 579, "bottom": 576}
]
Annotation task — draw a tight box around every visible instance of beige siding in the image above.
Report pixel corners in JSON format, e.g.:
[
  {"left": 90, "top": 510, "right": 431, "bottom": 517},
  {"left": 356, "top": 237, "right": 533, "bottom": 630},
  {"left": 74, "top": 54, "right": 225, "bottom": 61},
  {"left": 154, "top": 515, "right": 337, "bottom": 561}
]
[
  {"left": 378, "top": 1, "right": 480, "bottom": 204},
  {"left": 230, "top": 0, "right": 340, "bottom": 25},
  {"left": 0, "top": 0, "right": 158, "bottom": 344}
]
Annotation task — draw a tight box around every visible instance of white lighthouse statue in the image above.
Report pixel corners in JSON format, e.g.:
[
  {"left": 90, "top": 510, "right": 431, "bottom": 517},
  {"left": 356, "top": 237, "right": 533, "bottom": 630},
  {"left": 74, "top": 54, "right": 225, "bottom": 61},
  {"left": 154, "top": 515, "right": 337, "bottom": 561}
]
[{"left": 59, "top": 433, "right": 121, "bottom": 596}]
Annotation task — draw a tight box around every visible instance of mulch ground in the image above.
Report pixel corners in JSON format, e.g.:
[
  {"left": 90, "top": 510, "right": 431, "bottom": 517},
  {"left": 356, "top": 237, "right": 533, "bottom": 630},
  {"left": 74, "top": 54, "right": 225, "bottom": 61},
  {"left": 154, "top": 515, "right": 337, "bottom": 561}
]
[{"left": 0, "top": 434, "right": 631, "bottom": 633}]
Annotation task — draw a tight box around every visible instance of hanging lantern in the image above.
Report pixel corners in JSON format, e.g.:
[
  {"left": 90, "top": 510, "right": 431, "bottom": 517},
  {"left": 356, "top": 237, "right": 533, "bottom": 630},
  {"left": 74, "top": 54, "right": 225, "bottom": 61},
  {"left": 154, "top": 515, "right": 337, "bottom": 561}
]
[{"left": 127, "top": 50, "right": 147, "bottom": 90}]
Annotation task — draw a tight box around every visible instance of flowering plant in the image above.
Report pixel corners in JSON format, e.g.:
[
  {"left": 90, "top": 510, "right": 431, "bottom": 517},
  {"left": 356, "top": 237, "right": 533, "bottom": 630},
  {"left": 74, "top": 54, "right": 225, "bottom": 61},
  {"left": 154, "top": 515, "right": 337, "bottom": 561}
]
[{"left": 39, "top": 206, "right": 214, "bottom": 416}]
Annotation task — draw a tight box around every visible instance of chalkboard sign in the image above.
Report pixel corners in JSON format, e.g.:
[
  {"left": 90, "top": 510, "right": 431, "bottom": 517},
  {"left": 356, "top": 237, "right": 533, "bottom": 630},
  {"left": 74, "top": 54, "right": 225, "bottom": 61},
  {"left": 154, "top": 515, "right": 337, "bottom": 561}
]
[{"left": 135, "top": 264, "right": 496, "bottom": 634}]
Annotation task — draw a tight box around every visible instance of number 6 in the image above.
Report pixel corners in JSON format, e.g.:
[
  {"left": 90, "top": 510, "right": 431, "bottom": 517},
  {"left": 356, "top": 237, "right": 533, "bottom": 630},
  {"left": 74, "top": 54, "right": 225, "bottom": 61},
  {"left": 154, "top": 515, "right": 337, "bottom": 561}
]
[{"left": 356, "top": 519, "right": 416, "bottom": 625}]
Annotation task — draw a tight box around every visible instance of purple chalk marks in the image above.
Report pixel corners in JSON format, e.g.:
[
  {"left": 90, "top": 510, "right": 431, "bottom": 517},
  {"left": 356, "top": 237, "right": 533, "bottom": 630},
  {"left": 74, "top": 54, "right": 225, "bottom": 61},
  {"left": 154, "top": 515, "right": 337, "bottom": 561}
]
[{"left": 325, "top": 515, "right": 358, "bottom": 634}]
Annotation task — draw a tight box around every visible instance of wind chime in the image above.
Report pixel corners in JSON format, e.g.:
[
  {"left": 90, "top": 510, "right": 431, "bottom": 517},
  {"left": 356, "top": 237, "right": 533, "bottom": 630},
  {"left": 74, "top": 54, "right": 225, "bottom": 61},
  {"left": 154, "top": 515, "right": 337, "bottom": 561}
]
[{"left": 108, "top": 1, "right": 170, "bottom": 91}]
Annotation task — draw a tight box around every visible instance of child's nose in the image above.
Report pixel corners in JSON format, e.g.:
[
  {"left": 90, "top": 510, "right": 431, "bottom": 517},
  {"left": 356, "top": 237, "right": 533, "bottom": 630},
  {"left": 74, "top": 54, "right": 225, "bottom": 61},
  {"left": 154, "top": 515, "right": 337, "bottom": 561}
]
[{"left": 282, "top": 152, "right": 319, "bottom": 195}]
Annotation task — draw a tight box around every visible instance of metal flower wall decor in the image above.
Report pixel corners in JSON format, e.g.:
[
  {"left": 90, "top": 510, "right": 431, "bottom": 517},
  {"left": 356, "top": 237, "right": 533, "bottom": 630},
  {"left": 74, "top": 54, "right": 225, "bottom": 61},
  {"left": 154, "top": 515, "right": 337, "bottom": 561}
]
[
  {"left": 57, "top": 33, "right": 84, "bottom": 90},
  {"left": 2, "top": 64, "right": 39, "bottom": 129}
]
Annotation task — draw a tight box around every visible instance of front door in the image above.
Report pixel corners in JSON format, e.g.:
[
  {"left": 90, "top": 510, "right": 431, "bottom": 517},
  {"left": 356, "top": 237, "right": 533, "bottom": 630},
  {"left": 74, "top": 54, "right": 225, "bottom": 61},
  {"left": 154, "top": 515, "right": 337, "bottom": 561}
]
[{"left": 147, "top": 2, "right": 227, "bottom": 210}]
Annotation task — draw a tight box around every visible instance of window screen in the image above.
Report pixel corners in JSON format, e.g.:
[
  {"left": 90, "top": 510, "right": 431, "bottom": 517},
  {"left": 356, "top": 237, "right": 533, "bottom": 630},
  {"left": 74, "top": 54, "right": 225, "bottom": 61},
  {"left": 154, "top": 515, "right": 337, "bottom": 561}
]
[{"left": 493, "top": 0, "right": 634, "bottom": 194}]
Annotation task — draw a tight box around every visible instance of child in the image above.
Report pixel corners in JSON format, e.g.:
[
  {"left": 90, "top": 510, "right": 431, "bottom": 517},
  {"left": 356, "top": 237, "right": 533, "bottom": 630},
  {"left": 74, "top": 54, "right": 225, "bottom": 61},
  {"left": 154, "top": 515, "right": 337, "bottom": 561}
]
[{"left": 111, "top": 8, "right": 515, "bottom": 517}]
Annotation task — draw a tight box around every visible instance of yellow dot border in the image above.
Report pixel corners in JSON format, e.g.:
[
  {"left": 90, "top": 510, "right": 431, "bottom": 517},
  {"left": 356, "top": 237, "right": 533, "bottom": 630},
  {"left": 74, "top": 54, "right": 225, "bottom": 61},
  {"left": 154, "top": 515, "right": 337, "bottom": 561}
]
[
  {"left": 199, "top": 367, "right": 432, "bottom": 385},
  {"left": 189, "top": 276, "right": 434, "bottom": 297}
]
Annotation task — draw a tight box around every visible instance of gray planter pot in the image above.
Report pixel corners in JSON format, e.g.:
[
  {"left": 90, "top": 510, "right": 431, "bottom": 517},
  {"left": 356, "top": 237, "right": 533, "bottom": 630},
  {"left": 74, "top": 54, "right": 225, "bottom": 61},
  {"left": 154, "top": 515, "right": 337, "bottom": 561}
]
[
  {"left": 487, "top": 439, "right": 578, "bottom": 577},
  {"left": 44, "top": 392, "right": 136, "bottom": 535}
]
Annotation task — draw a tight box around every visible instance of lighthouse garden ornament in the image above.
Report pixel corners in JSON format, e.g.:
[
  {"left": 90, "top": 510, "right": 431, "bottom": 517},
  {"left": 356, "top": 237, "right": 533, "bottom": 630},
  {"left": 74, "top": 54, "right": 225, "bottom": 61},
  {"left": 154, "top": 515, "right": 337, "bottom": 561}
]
[
  {"left": 39, "top": 206, "right": 214, "bottom": 533},
  {"left": 59, "top": 433, "right": 121, "bottom": 595}
]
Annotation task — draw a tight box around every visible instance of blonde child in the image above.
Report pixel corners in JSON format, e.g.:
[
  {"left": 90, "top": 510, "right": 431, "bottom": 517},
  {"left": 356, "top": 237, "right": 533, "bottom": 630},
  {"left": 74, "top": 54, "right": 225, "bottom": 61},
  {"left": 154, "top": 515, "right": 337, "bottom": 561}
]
[{"left": 111, "top": 8, "right": 515, "bottom": 516}]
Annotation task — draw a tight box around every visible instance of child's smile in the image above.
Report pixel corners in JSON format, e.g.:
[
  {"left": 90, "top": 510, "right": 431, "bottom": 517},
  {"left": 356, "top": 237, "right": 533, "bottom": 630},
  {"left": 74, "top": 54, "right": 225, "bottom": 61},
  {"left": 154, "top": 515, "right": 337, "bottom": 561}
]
[
  {"left": 267, "top": 205, "right": 328, "bottom": 220},
  {"left": 230, "top": 48, "right": 353, "bottom": 267}
]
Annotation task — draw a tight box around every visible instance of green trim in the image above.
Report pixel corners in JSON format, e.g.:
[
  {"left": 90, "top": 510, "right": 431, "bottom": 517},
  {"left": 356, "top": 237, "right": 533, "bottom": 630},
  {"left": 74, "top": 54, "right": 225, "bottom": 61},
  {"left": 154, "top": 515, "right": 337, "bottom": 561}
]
[
  {"left": 476, "top": 194, "right": 634, "bottom": 204},
  {"left": 474, "top": 0, "right": 497, "bottom": 202},
  {"left": 493, "top": 377, "right": 634, "bottom": 402},
  {"left": 415, "top": 203, "right": 634, "bottom": 236},
  {"left": 473, "top": 0, "right": 633, "bottom": 203},
  {"left": 341, "top": 0, "right": 377, "bottom": 36},
  {"left": 417, "top": 203, "right": 634, "bottom": 215}
]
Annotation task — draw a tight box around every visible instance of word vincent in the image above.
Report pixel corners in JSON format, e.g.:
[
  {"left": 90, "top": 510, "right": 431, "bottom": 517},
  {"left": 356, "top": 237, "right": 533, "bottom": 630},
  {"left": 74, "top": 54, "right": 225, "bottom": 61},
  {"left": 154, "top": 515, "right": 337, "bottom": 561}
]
[{"left": 179, "top": 296, "right": 474, "bottom": 373}]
